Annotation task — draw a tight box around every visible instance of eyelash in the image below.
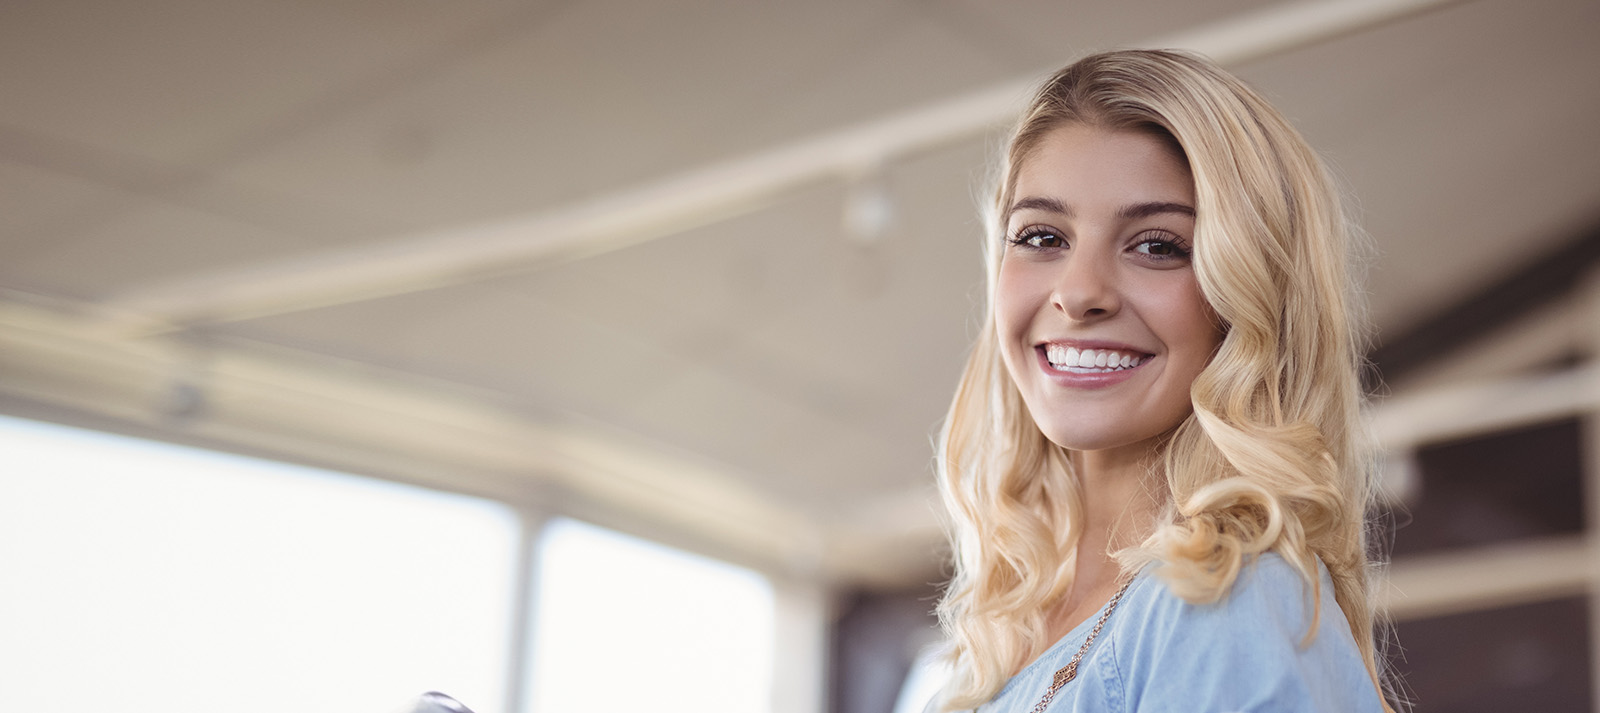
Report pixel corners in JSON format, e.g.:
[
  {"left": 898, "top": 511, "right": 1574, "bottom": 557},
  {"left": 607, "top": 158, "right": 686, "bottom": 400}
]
[
  {"left": 1006, "top": 225, "right": 1193, "bottom": 260},
  {"left": 1007, "top": 225, "right": 1063, "bottom": 249},
  {"left": 1134, "top": 231, "right": 1194, "bottom": 259}
]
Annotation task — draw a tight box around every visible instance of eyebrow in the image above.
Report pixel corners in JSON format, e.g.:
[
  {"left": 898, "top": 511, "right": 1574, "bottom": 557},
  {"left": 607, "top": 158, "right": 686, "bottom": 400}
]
[
  {"left": 1006, "top": 196, "right": 1196, "bottom": 221},
  {"left": 1008, "top": 196, "right": 1072, "bottom": 217},
  {"left": 1119, "top": 201, "right": 1196, "bottom": 220}
]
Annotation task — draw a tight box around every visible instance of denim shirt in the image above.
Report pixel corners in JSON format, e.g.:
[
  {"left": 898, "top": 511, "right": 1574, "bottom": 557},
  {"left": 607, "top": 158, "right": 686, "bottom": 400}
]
[{"left": 972, "top": 553, "right": 1386, "bottom": 713}]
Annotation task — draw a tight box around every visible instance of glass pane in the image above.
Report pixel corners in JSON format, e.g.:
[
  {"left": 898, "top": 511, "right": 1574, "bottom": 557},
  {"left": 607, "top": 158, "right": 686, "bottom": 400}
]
[
  {"left": 1388, "top": 595, "right": 1590, "bottom": 712},
  {"left": 1385, "top": 418, "right": 1585, "bottom": 556},
  {"left": 531, "top": 518, "right": 774, "bottom": 713},
  {"left": 0, "top": 415, "right": 518, "bottom": 713}
]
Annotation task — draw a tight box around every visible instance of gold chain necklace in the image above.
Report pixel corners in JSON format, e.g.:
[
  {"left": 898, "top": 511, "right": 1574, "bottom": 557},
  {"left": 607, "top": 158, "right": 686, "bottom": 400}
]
[{"left": 1029, "top": 577, "right": 1134, "bottom": 713}]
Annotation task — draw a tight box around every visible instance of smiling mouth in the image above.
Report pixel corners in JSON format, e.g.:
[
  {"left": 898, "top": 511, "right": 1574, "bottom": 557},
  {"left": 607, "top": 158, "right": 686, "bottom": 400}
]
[{"left": 1041, "top": 344, "right": 1151, "bottom": 373}]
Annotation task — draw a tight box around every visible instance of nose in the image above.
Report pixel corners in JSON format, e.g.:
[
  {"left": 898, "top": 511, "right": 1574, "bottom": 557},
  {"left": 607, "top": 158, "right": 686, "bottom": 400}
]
[{"left": 1051, "top": 250, "right": 1121, "bottom": 321}]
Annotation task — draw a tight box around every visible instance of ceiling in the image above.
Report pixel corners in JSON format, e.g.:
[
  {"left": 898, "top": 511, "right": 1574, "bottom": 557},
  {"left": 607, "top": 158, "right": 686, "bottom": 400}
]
[{"left": 2, "top": 0, "right": 1598, "bottom": 588}]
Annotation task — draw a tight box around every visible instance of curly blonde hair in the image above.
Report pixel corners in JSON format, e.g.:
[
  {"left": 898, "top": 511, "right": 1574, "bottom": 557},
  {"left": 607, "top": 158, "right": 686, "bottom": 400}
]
[{"left": 935, "top": 49, "right": 1392, "bottom": 709}]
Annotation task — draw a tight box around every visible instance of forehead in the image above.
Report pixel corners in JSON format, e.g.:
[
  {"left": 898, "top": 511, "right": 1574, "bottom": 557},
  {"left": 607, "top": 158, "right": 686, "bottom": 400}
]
[{"left": 1010, "top": 125, "right": 1195, "bottom": 214}]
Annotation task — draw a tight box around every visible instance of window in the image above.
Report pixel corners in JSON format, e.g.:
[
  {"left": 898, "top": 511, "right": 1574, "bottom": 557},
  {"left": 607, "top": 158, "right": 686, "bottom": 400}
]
[
  {"left": 0, "top": 415, "right": 518, "bottom": 713},
  {"left": 530, "top": 518, "right": 775, "bottom": 713},
  {"left": 1386, "top": 417, "right": 1585, "bottom": 556},
  {"left": 1391, "top": 595, "right": 1590, "bottom": 712}
]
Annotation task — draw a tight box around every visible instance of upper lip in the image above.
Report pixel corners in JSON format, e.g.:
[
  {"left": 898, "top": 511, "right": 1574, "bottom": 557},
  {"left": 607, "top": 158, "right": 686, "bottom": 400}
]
[{"left": 1035, "top": 338, "right": 1154, "bottom": 356}]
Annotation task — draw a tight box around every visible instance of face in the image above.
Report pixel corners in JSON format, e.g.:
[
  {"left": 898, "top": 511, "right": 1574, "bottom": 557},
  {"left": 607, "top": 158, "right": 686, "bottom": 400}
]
[{"left": 996, "top": 124, "right": 1222, "bottom": 462}]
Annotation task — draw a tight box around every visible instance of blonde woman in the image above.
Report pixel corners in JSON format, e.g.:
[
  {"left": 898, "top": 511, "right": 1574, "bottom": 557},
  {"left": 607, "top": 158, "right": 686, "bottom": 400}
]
[{"left": 934, "top": 50, "right": 1395, "bottom": 712}]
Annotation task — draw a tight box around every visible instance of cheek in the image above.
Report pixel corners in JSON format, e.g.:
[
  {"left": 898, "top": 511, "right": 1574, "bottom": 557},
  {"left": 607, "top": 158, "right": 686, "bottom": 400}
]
[
  {"left": 1150, "top": 280, "right": 1223, "bottom": 367},
  {"left": 992, "top": 261, "right": 1042, "bottom": 384},
  {"left": 993, "top": 259, "right": 1045, "bottom": 334}
]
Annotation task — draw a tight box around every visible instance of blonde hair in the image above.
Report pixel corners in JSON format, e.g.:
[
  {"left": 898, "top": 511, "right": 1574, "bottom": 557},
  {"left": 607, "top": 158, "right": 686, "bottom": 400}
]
[{"left": 935, "top": 49, "right": 1393, "bottom": 709}]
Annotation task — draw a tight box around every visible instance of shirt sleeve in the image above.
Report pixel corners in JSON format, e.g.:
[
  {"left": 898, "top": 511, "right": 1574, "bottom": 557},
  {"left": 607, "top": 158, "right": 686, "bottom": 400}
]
[{"left": 1109, "top": 554, "right": 1386, "bottom": 713}]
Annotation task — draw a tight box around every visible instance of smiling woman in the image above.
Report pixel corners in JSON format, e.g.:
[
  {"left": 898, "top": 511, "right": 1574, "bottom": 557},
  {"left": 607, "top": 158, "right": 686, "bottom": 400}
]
[{"left": 931, "top": 50, "right": 1396, "bottom": 712}]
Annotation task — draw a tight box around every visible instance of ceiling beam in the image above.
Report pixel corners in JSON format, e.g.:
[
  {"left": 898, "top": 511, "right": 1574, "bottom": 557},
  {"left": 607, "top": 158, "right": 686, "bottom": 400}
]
[
  {"left": 101, "top": 0, "right": 1471, "bottom": 332},
  {"left": 1377, "top": 535, "right": 1591, "bottom": 621},
  {"left": 0, "top": 290, "right": 830, "bottom": 580}
]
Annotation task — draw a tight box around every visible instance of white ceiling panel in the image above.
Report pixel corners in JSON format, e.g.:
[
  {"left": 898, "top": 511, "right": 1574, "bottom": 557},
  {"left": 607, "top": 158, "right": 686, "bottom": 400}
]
[{"left": 0, "top": 0, "right": 528, "bottom": 165}]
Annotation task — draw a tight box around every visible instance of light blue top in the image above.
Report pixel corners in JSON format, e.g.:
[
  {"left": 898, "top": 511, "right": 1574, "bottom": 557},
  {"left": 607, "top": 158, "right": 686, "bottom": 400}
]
[{"left": 972, "top": 553, "right": 1385, "bottom": 713}]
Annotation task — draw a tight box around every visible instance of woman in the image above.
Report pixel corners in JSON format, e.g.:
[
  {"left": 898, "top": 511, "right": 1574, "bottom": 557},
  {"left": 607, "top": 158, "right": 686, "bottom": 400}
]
[{"left": 933, "top": 50, "right": 1396, "bottom": 712}]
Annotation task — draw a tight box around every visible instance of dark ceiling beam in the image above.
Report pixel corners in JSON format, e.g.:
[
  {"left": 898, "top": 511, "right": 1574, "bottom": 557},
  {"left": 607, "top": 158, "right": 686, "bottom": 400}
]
[{"left": 1367, "top": 219, "right": 1600, "bottom": 387}]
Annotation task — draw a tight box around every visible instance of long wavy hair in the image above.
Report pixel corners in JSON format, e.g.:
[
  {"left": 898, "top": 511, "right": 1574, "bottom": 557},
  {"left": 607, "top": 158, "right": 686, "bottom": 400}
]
[{"left": 934, "top": 49, "right": 1393, "bottom": 709}]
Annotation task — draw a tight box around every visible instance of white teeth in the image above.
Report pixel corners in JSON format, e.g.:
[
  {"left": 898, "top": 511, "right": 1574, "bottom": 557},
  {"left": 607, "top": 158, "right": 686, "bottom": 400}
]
[{"left": 1043, "top": 346, "right": 1146, "bottom": 372}]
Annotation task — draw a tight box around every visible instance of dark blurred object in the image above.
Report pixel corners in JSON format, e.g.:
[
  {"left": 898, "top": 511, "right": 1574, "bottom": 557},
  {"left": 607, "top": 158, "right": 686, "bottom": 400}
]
[
  {"left": 831, "top": 583, "right": 943, "bottom": 713},
  {"left": 408, "top": 691, "right": 476, "bottom": 713},
  {"left": 1389, "top": 596, "right": 1590, "bottom": 713},
  {"left": 1385, "top": 418, "right": 1585, "bottom": 557}
]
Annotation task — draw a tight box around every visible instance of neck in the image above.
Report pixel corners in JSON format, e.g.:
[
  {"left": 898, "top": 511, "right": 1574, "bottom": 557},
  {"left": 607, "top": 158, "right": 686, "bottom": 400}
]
[
  {"left": 1035, "top": 438, "right": 1169, "bottom": 658},
  {"left": 1070, "top": 439, "right": 1166, "bottom": 585},
  {"left": 1038, "top": 441, "right": 1166, "bottom": 646}
]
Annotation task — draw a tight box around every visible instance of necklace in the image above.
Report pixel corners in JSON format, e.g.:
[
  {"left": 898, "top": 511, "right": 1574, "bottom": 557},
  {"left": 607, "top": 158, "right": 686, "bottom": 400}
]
[{"left": 1029, "top": 577, "right": 1134, "bottom": 713}]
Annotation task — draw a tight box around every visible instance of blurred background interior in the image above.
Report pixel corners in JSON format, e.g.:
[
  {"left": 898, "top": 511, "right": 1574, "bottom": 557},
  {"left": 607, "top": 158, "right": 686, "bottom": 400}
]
[{"left": 2, "top": 0, "right": 1598, "bottom": 711}]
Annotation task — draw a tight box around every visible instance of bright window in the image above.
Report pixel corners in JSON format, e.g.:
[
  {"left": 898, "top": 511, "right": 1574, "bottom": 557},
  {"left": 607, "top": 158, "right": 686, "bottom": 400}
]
[
  {"left": 530, "top": 518, "right": 774, "bottom": 713},
  {"left": 0, "top": 415, "right": 519, "bottom": 713}
]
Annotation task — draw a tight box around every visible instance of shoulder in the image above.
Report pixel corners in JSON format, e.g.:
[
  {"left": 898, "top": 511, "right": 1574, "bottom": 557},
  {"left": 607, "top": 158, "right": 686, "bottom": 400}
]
[
  {"left": 1101, "top": 552, "right": 1384, "bottom": 712},
  {"left": 1121, "top": 552, "right": 1317, "bottom": 642},
  {"left": 1109, "top": 553, "right": 1324, "bottom": 682}
]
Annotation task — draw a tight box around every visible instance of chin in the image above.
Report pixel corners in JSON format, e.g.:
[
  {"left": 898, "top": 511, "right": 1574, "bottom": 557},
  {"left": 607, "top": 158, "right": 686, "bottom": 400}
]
[
  {"left": 1033, "top": 422, "right": 1132, "bottom": 452},
  {"left": 1032, "top": 416, "right": 1182, "bottom": 457}
]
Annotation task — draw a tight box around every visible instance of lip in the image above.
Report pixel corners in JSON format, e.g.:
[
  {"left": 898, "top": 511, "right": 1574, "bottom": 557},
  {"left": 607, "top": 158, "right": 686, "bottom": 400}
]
[
  {"left": 1033, "top": 340, "right": 1153, "bottom": 389},
  {"left": 1035, "top": 338, "right": 1153, "bottom": 353}
]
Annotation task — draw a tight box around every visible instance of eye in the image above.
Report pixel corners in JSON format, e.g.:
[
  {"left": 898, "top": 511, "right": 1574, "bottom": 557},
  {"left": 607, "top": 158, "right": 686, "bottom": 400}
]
[
  {"left": 1131, "top": 231, "right": 1192, "bottom": 261},
  {"left": 1008, "top": 224, "right": 1065, "bottom": 250}
]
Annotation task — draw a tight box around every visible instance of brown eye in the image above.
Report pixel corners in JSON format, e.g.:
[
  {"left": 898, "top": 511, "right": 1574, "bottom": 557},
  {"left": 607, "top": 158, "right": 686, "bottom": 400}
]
[
  {"left": 1009, "top": 225, "right": 1065, "bottom": 249},
  {"left": 1132, "top": 231, "right": 1192, "bottom": 260}
]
